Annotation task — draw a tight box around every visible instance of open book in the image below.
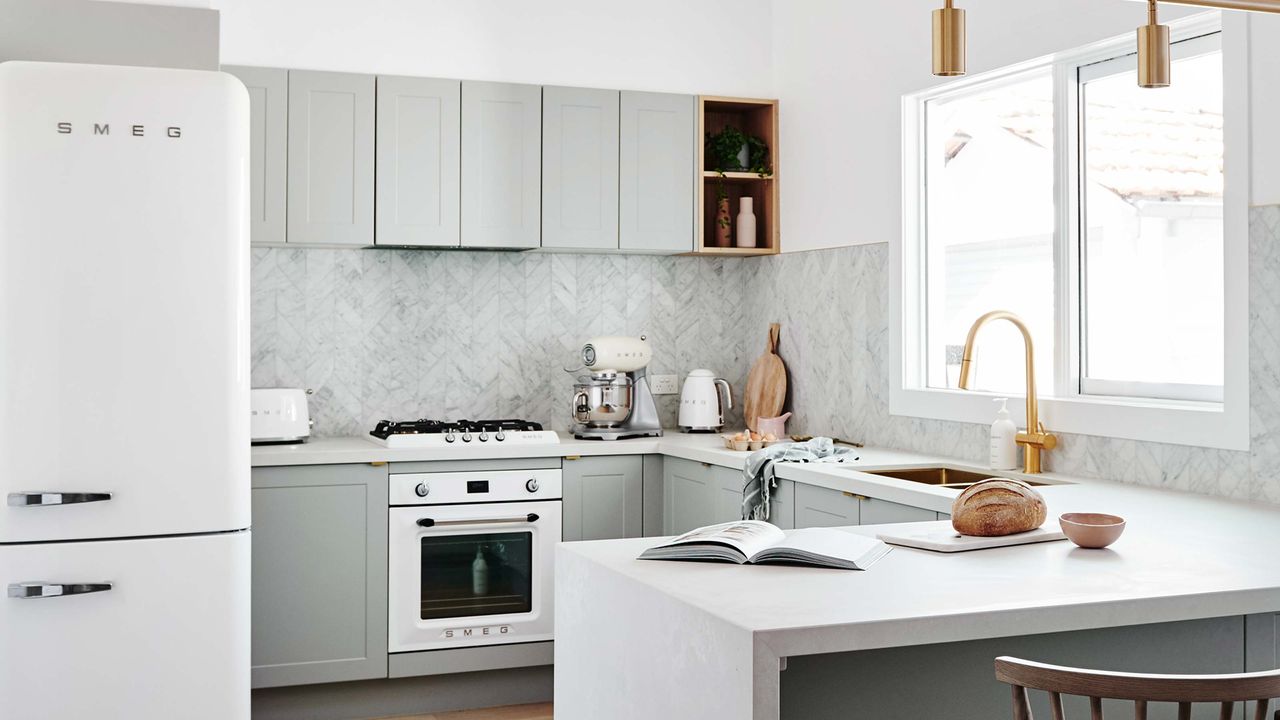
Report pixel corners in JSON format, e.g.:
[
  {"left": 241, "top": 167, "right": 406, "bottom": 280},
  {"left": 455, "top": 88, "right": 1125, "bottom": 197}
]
[{"left": 638, "top": 520, "right": 891, "bottom": 570}]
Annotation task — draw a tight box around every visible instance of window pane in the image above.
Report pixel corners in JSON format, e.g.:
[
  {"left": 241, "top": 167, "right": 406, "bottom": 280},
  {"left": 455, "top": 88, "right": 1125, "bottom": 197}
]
[
  {"left": 924, "top": 73, "right": 1056, "bottom": 394},
  {"left": 1081, "top": 47, "right": 1223, "bottom": 394}
]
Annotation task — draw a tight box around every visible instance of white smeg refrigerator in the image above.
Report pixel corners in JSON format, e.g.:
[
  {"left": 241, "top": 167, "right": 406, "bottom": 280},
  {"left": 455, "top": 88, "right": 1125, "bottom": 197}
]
[{"left": 0, "top": 62, "right": 250, "bottom": 717}]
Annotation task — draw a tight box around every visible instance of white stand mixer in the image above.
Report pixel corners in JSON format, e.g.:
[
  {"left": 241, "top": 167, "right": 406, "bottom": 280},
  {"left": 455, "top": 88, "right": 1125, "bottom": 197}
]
[{"left": 568, "top": 336, "right": 663, "bottom": 441}]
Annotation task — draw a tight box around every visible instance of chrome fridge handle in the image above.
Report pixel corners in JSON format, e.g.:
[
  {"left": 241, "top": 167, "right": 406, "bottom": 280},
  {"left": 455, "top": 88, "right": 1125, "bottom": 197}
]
[
  {"left": 7, "top": 492, "right": 112, "bottom": 507},
  {"left": 8, "top": 582, "right": 113, "bottom": 599}
]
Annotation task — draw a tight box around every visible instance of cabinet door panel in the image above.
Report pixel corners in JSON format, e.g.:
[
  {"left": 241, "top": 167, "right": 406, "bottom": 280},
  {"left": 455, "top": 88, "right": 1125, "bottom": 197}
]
[
  {"left": 224, "top": 66, "right": 287, "bottom": 245},
  {"left": 250, "top": 464, "right": 387, "bottom": 688},
  {"left": 563, "top": 456, "right": 643, "bottom": 541},
  {"left": 619, "top": 91, "right": 694, "bottom": 253},
  {"left": 461, "top": 81, "right": 541, "bottom": 249},
  {"left": 712, "top": 465, "right": 745, "bottom": 524},
  {"left": 287, "top": 70, "right": 375, "bottom": 245},
  {"left": 663, "top": 457, "right": 714, "bottom": 535},
  {"left": 376, "top": 75, "right": 461, "bottom": 247},
  {"left": 542, "top": 86, "right": 619, "bottom": 250},
  {"left": 769, "top": 479, "right": 795, "bottom": 530},
  {"left": 859, "top": 497, "right": 940, "bottom": 525},
  {"left": 794, "top": 483, "right": 861, "bottom": 528}
]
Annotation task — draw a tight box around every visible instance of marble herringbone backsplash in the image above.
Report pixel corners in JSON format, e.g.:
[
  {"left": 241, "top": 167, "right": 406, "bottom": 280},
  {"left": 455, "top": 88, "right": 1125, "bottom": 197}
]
[
  {"left": 251, "top": 249, "right": 755, "bottom": 436},
  {"left": 251, "top": 206, "right": 1280, "bottom": 504}
]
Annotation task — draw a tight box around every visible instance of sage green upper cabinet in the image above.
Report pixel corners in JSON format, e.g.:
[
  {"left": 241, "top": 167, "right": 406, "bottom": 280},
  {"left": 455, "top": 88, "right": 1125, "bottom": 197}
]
[
  {"left": 619, "top": 91, "right": 695, "bottom": 254},
  {"left": 461, "top": 81, "right": 541, "bottom": 249},
  {"left": 375, "top": 76, "right": 461, "bottom": 247},
  {"left": 287, "top": 70, "right": 375, "bottom": 246},
  {"left": 562, "top": 455, "right": 643, "bottom": 541},
  {"left": 541, "top": 86, "right": 619, "bottom": 251},
  {"left": 224, "top": 66, "right": 287, "bottom": 246}
]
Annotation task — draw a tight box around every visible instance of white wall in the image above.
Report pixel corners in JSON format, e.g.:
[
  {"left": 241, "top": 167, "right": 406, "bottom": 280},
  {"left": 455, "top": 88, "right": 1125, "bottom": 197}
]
[
  {"left": 768, "top": 0, "right": 1251, "bottom": 253},
  {"left": 213, "top": 0, "right": 774, "bottom": 97}
]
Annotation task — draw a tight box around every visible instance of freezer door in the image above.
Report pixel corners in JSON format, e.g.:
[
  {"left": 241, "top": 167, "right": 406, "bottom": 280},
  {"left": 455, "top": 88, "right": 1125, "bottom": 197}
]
[
  {"left": 0, "top": 62, "right": 250, "bottom": 542},
  {"left": 0, "top": 532, "right": 250, "bottom": 719}
]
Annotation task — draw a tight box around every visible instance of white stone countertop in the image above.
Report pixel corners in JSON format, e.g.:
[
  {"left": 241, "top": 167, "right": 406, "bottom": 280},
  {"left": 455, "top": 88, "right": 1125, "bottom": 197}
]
[
  {"left": 251, "top": 431, "right": 1084, "bottom": 515},
  {"left": 554, "top": 463, "right": 1280, "bottom": 719}
]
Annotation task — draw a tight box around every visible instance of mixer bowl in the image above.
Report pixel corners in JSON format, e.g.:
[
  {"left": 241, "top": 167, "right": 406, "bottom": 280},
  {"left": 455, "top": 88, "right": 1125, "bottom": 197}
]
[{"left": 572, "top": 375, "right": 634, "bottom": 428}]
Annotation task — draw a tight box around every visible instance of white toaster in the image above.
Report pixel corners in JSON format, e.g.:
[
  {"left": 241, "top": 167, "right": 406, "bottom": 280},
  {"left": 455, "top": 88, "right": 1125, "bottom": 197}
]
[{"left": 250, "top": 388, "right": 313, "bottom": 444}]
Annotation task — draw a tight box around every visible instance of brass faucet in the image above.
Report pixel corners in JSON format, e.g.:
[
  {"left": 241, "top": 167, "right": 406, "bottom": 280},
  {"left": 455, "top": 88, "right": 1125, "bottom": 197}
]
[{"left": 957, "top": 310, "right": 1057, "bottom": 474}]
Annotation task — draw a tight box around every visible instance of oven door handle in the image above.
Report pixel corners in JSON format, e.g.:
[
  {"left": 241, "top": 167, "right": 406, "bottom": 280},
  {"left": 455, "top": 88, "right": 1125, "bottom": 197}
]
[{"left": 417, "top": 513, "right": 540, "bottom": 528}]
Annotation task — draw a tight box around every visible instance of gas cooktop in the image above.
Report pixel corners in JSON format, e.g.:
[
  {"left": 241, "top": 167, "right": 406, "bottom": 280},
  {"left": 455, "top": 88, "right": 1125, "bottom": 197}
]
[{"left": 369, "top": 418, "right": 560, "bottom": 448}]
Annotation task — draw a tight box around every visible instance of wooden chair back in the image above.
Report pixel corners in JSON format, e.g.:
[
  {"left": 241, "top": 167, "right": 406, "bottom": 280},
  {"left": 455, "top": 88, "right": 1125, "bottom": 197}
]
[{"left": 995, "top": 656, "right": 1280, "bottom": 720}]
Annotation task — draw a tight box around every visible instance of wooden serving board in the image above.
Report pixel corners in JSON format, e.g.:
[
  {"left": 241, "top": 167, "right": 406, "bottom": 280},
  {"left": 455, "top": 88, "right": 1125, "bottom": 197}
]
[
  {"left": 743, "top": 323, "right": 787, "bottom": 432},
  {"left": 876, "top": 521, "right": 1067, "bottom": 553}
]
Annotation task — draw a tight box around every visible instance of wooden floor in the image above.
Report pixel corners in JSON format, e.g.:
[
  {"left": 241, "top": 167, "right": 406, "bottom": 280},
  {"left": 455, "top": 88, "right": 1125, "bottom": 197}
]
[{"left": 381, "top": 703, "right": 553, "bottom": 720}]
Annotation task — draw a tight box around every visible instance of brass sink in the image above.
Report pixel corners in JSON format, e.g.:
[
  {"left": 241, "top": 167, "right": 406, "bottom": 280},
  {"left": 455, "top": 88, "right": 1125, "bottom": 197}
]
[{"left": 861, "top": 467, "right": 1051, "bottom": 491}]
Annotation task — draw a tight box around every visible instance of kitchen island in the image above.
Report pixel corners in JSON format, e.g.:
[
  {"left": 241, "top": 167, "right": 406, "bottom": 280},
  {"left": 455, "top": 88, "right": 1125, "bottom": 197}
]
[{"left": 554, "top": 464, "right": 1280, "bottom": 720}]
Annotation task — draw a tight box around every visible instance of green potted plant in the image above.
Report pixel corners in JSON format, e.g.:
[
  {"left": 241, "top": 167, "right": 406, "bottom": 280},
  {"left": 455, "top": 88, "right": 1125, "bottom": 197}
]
[{"left": 706, "top": 126, "right": 772, "bottom": 177}]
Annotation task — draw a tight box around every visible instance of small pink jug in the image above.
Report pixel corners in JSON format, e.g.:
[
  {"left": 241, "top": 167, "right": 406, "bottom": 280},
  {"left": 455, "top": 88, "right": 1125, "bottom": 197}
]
[{"left": 756, "top": 412, "right": 792, "bottom": 438}]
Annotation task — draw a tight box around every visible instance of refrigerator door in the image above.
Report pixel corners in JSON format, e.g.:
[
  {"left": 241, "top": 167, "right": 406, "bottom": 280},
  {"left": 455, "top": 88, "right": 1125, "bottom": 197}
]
[
  {"left": 0, "top": 62, "right": 250, "bottom": 542},
  {"left": 0, "top": 532, "right": 250, "bottom": 719}
]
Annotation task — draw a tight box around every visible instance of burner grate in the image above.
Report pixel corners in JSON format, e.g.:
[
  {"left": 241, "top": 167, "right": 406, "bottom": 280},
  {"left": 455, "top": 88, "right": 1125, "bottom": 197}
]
[{"left": 371, "top": 418, "right": 545, "bottom": 440}]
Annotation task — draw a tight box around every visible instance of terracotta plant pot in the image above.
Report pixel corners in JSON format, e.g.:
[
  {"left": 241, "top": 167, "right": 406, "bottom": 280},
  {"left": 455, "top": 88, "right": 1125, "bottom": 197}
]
[{"left": 715, "top": 196, "right": 732, "bottom": 247}]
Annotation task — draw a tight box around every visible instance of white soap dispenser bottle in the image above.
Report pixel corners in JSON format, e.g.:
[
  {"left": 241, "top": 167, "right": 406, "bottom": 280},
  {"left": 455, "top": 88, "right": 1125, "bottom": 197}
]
[{"left": 990, "top": 398, "right": 1018, "bottom": 471}]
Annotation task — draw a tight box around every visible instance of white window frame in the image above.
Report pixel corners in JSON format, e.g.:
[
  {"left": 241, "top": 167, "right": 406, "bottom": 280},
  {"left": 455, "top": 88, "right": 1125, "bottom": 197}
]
[{"left": 892, "top": 12, "right": 1250, "bottom": 451}]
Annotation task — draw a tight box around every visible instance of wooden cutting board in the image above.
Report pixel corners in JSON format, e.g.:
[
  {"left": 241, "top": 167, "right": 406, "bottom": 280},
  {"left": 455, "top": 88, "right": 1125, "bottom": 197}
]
[{"left": 743, "top": 323, "right": 787, "bottom": 432}]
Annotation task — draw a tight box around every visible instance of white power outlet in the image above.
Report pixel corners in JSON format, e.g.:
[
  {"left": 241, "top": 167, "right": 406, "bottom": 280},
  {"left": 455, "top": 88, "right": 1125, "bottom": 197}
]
[{"left": 650, "top": 374, "right": 679, "bottom": 395}]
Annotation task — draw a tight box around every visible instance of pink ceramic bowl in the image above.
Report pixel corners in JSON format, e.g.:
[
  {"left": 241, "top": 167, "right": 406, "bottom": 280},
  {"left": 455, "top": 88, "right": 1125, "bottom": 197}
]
[{"left": 1059, "top": 513, "right": 1126, "bottom": 549}]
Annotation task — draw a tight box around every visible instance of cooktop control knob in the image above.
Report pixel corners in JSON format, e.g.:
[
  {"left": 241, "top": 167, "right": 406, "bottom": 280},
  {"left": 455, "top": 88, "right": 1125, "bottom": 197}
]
[
  {"left": 444, "top": 432, "right": 456, "bottom": 443},
  {"left": 461, "top": 432, "right": 472, "bottom": 443},
  {"left": 495, "top": 430, "right": 506, "bottom": 442},
  {"left": 478, "top": 431, "right": 489, "bottom": 442},
  {"left": 415, "top": 482, "right": 429, "bottom": 497},
  {"left": 525, "top": 478, "right": 540, "bottom": 493}
]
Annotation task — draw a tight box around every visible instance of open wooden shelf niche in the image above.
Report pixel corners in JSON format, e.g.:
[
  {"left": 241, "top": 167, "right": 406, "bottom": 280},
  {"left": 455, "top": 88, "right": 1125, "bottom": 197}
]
[{"left": 693, "top": 96, "right": 779, "bottom": 257}]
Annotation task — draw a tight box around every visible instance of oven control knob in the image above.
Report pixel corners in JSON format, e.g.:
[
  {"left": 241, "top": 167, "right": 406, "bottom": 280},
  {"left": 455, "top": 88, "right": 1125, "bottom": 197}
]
[
  {"left": 478, "top": 431, "right": 489, "bottom": 442},
  {"left": 495, "top": 430, "right": 506, "bottom": 442},
  {"left": 462, "top": 432, "right": 472, "bottom": 443},
  {"left": 444, "top": 432, "right": 456, "bottom": 444},
  {"left": 415, "top": 482, "right": 430, "bottom": 498},
  {"left": 525, "top": 478, "right": 540, "bottom": 493}
]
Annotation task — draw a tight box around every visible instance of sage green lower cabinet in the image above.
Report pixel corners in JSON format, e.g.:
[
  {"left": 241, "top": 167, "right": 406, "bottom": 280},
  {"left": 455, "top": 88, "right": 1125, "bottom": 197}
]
[
  {"left": 794, "top": 482, "right": 942, "bottom": 528},
  {"left": 663, "top": 457, "right": 716, "bottom": 535},
  {"left": 794, "top": 483, "right": 861, "bottom": 528},
  {"left": 562, "top": 455, "right": 643, "bottom": 541},
  {"left": 767, "top": 478, "right": 795, "bottom": 530},
  {"left": 859, "top": 495, "right": 940, "bottom": 525},
  {"left": 711, "top": 465, "right": 746, "bottom": 525},
  {"left": 250, "top": 463, "right": 388, "bottom": 688}
]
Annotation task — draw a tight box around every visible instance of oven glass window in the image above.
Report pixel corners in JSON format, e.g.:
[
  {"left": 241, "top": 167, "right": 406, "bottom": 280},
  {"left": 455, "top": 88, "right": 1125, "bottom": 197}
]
[{"left": 419, "top": 532, "right": 533, "bottom": 620}]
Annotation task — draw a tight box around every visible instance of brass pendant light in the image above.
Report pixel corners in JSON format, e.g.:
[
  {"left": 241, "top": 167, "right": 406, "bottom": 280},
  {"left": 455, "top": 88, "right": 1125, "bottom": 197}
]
[
  {"left": 1138, "top": 0, "right": 1171, "bottom": 88},
  {"left": 933, "top": 0, "right": 966, "bottom": 77}
]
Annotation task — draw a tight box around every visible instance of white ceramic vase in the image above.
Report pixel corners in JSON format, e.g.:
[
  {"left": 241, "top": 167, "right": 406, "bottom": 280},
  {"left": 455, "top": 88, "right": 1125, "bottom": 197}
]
[{"left": 735, "top": 197, "right": 756, "bottom": 248}]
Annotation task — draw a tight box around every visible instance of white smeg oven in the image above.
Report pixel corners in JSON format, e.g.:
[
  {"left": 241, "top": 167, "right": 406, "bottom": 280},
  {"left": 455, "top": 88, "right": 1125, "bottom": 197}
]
[{"left": 388, "top": 468, "right": 561, "bottom": 652}]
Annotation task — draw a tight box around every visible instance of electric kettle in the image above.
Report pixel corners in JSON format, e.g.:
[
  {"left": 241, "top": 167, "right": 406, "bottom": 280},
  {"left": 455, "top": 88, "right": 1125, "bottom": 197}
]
[{"left": 678, "top": 369, "right": 733, "bottom": 432}]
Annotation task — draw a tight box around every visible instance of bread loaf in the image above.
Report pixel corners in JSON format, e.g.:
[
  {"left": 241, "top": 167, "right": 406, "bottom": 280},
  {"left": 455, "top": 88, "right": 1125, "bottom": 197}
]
[{"left": 951, "top": 478, "right": 1047, "bottom": 537}]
